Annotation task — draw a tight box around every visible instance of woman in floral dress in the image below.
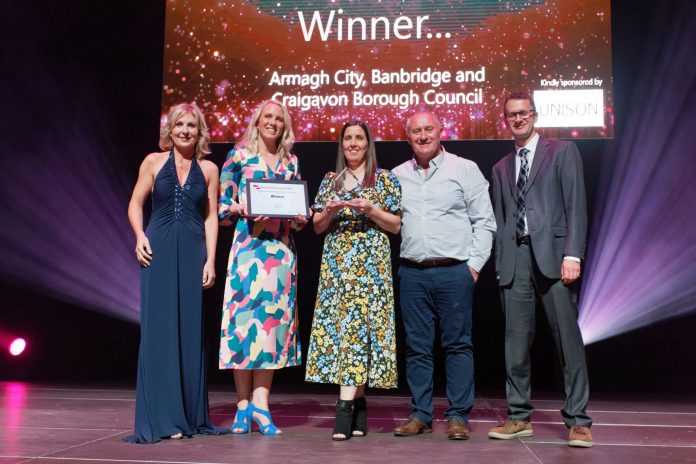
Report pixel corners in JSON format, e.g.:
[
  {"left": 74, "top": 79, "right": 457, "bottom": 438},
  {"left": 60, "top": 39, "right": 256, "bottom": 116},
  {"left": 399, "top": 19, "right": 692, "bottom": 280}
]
[
  {"left": 305, "top": 120, "right": 402, "bottom": 440},
  {"left": 218, "top": 100, "right": 307, "bottom": 436}
]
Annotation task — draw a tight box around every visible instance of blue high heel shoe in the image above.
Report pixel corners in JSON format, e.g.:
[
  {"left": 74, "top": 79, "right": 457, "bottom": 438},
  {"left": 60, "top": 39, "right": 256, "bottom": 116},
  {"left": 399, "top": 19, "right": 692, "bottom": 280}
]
[
  {"left": 249, "top": 402, "right": 282, "bottom": 435},
  {"left": 230, "top": 404, "right": 251, "bottom": 434}
]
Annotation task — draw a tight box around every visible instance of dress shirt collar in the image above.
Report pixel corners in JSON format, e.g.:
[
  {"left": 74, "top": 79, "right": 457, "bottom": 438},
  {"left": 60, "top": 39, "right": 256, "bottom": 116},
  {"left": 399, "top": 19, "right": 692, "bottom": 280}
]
[
  {"left": 515, "top": 132, "right": 539, "bottom": 157},
  {"left": 411, "top": 147, "right": 445, "bottom": 171}
]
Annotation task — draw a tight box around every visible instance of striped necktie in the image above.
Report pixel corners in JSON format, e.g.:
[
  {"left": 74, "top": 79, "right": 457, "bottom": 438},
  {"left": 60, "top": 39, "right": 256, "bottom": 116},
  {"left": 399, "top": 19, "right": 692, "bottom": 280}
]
[{"left": 516, "top": 148, "right": 530, "bottom": 239}]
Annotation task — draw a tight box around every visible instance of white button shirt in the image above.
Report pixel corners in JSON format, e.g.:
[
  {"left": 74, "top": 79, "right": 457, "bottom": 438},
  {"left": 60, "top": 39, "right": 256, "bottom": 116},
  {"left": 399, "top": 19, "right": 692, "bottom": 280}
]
[{"left": 392, "top": 149, "right": 496, "bottom": 272}]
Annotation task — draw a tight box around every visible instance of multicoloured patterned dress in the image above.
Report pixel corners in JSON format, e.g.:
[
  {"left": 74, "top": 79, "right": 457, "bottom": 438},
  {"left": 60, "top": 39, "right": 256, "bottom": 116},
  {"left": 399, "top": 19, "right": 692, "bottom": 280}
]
[
  {"left": 305, "top": 169, "right": 401, "bottom": 388},
  {"left": 218, "top": 147, "right": 301, "bottom": 370}
]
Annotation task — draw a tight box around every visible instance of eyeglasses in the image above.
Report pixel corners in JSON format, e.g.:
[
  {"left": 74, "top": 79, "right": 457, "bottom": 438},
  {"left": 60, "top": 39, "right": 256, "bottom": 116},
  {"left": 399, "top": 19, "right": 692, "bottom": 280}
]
[{"left": 505, "top": 110, "right": 536, "bottom": 120}]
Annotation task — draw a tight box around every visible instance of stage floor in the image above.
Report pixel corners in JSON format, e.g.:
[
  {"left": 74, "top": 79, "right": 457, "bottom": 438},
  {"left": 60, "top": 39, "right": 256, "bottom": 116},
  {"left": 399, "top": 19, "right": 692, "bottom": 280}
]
[{"left": 1, "top": 383, "right": 695, "bottom": 464}]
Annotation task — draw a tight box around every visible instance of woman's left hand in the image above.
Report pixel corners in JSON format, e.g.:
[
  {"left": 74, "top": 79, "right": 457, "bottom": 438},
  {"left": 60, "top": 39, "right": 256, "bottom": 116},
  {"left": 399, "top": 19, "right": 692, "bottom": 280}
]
[
  {"left": 252, "top": 215, "right": 271, "bottom": 227},
  {"left": 347, "top": 198, "right": 375, "bottom": 215},
  {"left": 202, "top": 261, "right": 216, "bottom": 289},
  {"left": 289, "top": 213, "right": 309, "bottom": 229}
]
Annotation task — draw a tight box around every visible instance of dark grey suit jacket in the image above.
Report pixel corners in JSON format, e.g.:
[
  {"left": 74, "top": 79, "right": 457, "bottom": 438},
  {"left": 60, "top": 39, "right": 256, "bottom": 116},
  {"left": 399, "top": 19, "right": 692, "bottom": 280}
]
[{"left": 491, "top": 136, "right": 587, "bottom": 286}]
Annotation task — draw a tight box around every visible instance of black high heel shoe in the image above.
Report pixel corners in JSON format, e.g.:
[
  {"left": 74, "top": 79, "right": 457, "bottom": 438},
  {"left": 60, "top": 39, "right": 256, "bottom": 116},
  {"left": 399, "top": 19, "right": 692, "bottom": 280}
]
[
  {"left": 332, "top": 399, "right": 354, "bottom": 441},
  {"left": 352, "top": 396, "right": 367, "bottom": 437}
]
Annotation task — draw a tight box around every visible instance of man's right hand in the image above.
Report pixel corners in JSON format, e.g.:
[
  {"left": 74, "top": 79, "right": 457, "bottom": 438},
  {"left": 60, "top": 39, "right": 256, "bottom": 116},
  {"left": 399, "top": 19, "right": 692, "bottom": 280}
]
[{"left": 469, "top": 267, "right": 479, "bottom": 283}]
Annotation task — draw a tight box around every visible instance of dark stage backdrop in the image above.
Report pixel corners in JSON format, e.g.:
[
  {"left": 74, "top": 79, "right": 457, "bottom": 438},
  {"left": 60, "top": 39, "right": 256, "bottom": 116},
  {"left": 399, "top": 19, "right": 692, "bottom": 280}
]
[{"left": 1, "top": 0, "right": 695, "bottom": 395}]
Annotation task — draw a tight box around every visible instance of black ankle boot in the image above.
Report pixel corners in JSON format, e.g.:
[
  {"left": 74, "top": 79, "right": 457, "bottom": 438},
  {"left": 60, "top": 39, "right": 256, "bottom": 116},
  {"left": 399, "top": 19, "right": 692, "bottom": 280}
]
[
  {"left": 352, "top": 396, "right": 367, "bottom": 437},
  {"left": 332, "top": 399, "right": 354, "bottom": 441}
]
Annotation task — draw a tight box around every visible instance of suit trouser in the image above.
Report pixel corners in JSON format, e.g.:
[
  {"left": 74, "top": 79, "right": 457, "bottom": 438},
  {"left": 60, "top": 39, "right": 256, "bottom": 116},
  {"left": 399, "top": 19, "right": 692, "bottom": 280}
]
[
  {"left": 399, "top": 261, "right": 475, "bottom": 423},
  {"left": 501, "top": 242, "right": 592, "bottom": 428}
]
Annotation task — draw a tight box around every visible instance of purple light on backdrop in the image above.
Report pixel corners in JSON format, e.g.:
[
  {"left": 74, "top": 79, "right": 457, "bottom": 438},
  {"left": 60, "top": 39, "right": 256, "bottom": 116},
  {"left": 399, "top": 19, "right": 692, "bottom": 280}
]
[
  {"left": 578, "top": 1, "right": 696, "bottom": 344},
  {"left": 0, "top": 23, "right": 140, "bottom": 322},
  {"left": 0, "top": 127, "right": 139, "bottom": 321}
]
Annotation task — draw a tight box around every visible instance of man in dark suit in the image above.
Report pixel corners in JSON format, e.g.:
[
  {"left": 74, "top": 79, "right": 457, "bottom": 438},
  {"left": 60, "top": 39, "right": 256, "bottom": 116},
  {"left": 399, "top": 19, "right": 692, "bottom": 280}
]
[{"left": 489, "top": 92, "right": 593, "bottom": 448}]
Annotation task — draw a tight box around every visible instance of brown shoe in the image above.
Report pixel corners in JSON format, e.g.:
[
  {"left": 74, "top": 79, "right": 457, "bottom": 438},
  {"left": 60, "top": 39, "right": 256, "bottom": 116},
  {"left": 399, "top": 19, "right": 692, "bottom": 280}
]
[
  {"left": 488, "top": 418, "right": 533, "bottom": 439},
  {"left": 394, "top": 417, "right": 433, "bottom": 436},
  {"left": 447, "top": 418, "right": 470, "bottom": 440},
  {"left": 568, "top": 425, "right": 594, "bottom": 448}
]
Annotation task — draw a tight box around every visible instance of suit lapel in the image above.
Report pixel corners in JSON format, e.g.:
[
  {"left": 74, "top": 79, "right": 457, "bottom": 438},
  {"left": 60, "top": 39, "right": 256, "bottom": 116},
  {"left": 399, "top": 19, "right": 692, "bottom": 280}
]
[
  {"left": 505, "top": 150, "right": 517, "bottom": 197},
  {"left": 526, "top": 136, "right": 550, "bottom": 192}
]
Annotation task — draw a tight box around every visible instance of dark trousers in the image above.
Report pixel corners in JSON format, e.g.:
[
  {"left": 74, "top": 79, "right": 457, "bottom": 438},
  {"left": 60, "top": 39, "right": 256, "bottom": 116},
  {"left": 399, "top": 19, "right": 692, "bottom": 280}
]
[
  {"left": 399, "top": 261, "right": 475, "bottom": 423},
  {"left": 501, "top": 243, "right": 592, "bottom": 427}
]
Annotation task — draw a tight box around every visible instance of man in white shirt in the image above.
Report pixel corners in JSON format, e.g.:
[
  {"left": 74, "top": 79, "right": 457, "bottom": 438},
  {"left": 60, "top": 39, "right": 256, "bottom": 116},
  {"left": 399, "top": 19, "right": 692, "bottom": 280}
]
[{"left": 392, "top": 111, "right": 495, "bottom": 440}]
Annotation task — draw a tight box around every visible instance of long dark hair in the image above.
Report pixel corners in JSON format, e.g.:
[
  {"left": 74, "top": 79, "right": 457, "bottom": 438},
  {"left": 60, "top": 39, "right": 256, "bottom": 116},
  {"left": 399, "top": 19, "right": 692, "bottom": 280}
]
[{"left": 334, "top": 120, "right": 378, "bottom": 190}]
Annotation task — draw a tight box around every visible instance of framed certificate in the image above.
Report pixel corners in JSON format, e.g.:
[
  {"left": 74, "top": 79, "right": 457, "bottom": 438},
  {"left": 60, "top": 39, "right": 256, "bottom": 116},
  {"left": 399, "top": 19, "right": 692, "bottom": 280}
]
[{"left": 246, "top": 179, "right": 311, "bottom": 218}]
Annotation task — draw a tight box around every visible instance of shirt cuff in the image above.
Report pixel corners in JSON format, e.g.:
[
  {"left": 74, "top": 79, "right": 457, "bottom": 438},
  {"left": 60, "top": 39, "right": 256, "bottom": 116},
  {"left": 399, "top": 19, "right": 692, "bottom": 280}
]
[
  {"left": 467, "top": 258, "right": 486, "bottom": 273},
  {"left": 563, "top": 256, "right": 581, "bottom": 263}
]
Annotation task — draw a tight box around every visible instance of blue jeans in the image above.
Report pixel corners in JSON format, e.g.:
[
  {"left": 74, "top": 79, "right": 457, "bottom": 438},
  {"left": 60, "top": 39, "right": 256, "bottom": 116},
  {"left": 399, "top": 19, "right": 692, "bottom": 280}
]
[{"left": 399, "top": 261, "right": 475, "bottom": 423}]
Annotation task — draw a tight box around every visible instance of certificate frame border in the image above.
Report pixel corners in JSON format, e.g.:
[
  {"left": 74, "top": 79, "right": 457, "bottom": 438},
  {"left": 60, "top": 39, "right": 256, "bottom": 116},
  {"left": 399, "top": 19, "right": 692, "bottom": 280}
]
[{"left": 245, "top": 178, "right": 311, "bottom": 219}]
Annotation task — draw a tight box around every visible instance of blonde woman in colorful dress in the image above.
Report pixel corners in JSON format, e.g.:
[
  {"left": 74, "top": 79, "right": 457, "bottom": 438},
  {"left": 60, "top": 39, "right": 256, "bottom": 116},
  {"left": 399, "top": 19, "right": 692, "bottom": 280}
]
[
  {"left": 305, "top": 120, "right": 402, "bottom": 440},
  {"left": 218, "top": 100, "right": 307, "bottom": 435}
]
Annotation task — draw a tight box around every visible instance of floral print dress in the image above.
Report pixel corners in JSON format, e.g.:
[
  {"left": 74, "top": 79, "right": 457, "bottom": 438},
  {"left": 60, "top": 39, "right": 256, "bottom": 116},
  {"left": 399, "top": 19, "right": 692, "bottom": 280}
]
[
  {"left": 218, "top": 147, "right": 301, "bottom": 370},
  {"left": 305, "top": 169, "right": 401, "bottom": 388}
]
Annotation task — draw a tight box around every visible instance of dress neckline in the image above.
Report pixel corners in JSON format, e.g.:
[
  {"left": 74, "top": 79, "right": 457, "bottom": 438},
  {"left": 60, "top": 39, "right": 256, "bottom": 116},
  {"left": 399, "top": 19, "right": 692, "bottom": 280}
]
[
  {"left": 170, "top": 151, "right": 196, "bottom": 188},
  {"left": 260, "top": 152, "right": 283, "bottom": 179}
]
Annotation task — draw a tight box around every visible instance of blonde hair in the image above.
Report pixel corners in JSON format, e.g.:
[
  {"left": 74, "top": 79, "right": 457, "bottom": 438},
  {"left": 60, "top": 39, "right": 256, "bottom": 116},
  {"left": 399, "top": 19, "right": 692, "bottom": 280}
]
[
  {"left": 237, "top": 99, "right": 295, "bottom": 162},
  {"left": 159, "top": 102, "right": 212, "bottom": 159}
]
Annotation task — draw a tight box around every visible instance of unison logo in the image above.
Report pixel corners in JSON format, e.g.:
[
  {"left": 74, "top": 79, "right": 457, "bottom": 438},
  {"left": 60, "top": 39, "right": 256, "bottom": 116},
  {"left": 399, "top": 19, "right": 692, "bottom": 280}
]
[{"left": 534, "top": 89, "right": 605, "bottom": 128}]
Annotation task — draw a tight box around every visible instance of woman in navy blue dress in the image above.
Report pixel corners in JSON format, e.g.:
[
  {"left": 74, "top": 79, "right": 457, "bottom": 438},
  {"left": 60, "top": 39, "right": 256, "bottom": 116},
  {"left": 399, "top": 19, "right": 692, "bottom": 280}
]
[{"left": 125, "top": 103, "right": 222, "bottom": 443}]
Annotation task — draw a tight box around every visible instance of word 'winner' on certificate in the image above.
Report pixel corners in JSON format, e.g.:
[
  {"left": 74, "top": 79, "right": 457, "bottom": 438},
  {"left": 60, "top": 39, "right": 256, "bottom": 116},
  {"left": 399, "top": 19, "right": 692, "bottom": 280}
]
[{"left": 246, "top": 179, "right": 311, "bottom": 218}]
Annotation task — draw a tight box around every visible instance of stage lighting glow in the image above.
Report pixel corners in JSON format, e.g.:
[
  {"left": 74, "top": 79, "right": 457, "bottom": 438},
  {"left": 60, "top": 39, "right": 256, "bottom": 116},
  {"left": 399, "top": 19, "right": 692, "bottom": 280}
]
[
  {"left": 3, "top": 382, "right": 27, "bottom": 429},
  {"left": 0, "top": 137, "right": 139, "bottom": 322},
  {"left": 578, "top": 1, "right": 696, "bottom": 344},
  {"left": 9, "top": 338, "right": 26, "bottom": 356},
  {"left": 0, "top": 36, "right": 140, "bottom": 322}
]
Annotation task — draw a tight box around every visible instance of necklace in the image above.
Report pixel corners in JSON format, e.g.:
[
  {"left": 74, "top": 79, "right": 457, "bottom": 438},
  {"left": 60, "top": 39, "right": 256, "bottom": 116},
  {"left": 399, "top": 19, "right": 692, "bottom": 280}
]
[
  {"left": 347, "top": 167, "right": 364, "bottom": 183},
  {"left": 261, "top": 152, "right": 280, "bottom": 165},
  {"left": 261, "top": 152, "right": 282, "bottom": 178}
]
